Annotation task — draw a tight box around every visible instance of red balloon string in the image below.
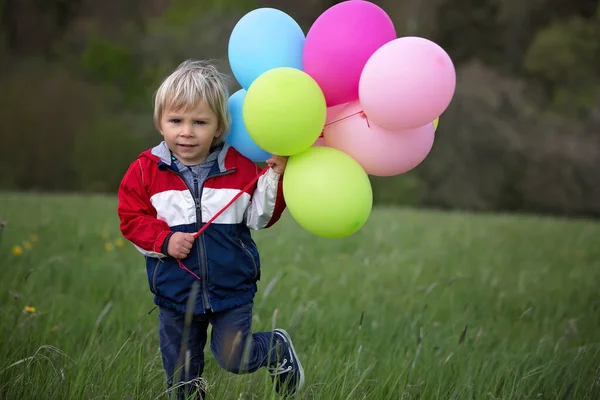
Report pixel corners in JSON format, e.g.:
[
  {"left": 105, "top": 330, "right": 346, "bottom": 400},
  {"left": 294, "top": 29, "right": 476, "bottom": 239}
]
[
  {"left": 319, "top": 110, "right": 371, "bottom": 138},
  {"left": 177, "top": 166, "right": 270, "bottom": 280},
  {"left": 325, "top": 110, "right": 365, "bottom": 127},
  {"left": 177, "top": 259, "right": 201, "bottom": 280},
  {"left": 359, "top": 111, "right": 371, "bottom": 128}
]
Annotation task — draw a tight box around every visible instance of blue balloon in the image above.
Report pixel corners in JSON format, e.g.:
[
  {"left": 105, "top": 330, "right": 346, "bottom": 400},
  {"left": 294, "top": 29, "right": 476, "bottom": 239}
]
[
  {"left": 228, "top": 8, "right": 305, "bottom": 89},
  {"left": 225, "top": 89, "right": 272, "bottom": 162}
]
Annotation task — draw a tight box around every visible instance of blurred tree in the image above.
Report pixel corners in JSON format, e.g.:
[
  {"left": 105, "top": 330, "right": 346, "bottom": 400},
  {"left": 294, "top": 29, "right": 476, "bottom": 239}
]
[
  {"left": 1, "top": 0, "right": 83, "bottom": 56},
  {"left": 0, "top": 0, "right": 598, "bottom": 216},
  {"left": 524, "top": 7, "right": 600, "bottom": 117},
  {"left": 435, "top": 0, "right": 600, "bottom": 73}
]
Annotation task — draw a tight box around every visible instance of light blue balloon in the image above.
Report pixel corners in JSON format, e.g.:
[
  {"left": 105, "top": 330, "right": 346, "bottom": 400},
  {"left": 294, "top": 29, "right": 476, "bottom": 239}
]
[
  {"left": 225, "top": 89, "right": 272, "bottom": 162},
  {"left": 228, "top": 8, "right": 305, "bottom": 90}
]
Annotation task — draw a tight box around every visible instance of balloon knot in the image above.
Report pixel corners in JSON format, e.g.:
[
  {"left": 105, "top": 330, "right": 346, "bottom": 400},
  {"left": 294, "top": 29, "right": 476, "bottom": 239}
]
[{"left": 359, "top": 111, "right": 371, "bottom": 128}]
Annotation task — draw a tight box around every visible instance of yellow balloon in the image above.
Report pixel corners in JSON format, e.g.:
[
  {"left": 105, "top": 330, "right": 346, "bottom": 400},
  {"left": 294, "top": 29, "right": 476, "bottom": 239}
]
[
  {"left": 243, "top": 67, "right": 326, "bottom": 156},
  {"left": 433, "top": 117, "right": 439, "bottom": 132},
  {"left": 283, "top": 146, "right": 373, "bottom": 238}
]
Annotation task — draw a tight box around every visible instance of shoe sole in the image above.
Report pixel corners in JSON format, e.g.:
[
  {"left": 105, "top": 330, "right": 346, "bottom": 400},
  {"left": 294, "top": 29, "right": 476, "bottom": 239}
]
[{"left": 273, "top": 329, "right": 305, "bottom": 393}]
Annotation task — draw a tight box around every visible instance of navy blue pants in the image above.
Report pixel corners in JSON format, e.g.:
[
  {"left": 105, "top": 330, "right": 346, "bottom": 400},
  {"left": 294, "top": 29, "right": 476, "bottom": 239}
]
[{"left": 158, "top": 301, "right": 277, "bottom": 399}]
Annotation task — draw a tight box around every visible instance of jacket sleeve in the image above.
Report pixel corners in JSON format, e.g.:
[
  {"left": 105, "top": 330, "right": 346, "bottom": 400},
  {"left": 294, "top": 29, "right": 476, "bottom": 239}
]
[
  {"left": 117, "top": 160, "right": 173, "bottom": 258},
  {"left": 245, "top": 167, "right": 286, "bottom": 230}
]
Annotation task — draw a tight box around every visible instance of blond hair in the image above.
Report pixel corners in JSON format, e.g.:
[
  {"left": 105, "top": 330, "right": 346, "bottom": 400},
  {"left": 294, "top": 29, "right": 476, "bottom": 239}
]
[{"left": 153, "top": 60, "right": 231, "bottom": 140}]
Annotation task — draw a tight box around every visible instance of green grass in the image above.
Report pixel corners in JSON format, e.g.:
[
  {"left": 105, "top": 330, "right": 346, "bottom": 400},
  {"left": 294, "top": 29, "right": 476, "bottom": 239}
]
[{"left": 1, "top": 192, "right": 599, "bottom": 399}]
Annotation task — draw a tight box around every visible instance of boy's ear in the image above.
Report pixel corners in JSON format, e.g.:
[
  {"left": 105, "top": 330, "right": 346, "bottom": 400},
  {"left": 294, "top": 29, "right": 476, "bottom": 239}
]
[{"left": 154, "top": 120, "right": 163, "bottom": 135}]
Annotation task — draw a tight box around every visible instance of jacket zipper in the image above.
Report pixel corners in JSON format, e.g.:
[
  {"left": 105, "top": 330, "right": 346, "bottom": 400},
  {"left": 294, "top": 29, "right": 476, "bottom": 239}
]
[
  {"left": 238, "top": 238, "right": 258, "bottom": 280},
  {"left": 192, "top": 173, "right": 212, "bottom": 311},
  {"left": 196, "top": 169, "right": 236, "bottom": 311},
  {"left": 166, "top": 168, "right": 210, "bottom": 310},
  {"left": 169, "top": 166, "right": 235, "bottom": 312}
]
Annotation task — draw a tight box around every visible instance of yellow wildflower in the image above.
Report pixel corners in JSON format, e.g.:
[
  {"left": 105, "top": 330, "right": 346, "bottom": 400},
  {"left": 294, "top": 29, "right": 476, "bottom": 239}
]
[
  {"left": 24, "top": 306, "right": 36, "bottom": 313},
  {"left": 23, "top": 241, "right": 32, "bottom": 250},
  {"left": 28, "top": 234, "right": 38, "bottom": 242},
  {"left": 12, "top": 245, "right": 23, "bottom": 256},
  {"left": 101, "top": 231, "right": 109, "bottom": 239},
  {"left": 115, "top": 238, "right": 125, "bottom": 248},
  {"left": 105, "top": 242, "right": 114, "bottom": 252}
]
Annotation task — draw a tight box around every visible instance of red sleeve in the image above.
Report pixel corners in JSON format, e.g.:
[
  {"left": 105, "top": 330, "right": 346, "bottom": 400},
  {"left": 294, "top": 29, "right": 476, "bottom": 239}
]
[
  {"left": 265, "top": 171, "right": 286, "bottom": 228},
  {"left": 117, "top": 160, "right": 172, "bottom": 256}
]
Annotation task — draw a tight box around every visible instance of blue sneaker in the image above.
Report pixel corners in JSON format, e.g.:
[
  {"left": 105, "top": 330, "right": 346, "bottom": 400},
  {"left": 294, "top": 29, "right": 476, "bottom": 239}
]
[{"left": 268, "top": 329, "right": 305, "bottom": 396}]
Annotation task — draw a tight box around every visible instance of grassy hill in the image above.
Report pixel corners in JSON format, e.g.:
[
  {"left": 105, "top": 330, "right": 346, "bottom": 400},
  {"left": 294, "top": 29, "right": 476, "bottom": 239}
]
[{"left": 1, "top": 193, "right": 599, "bottom": 399}]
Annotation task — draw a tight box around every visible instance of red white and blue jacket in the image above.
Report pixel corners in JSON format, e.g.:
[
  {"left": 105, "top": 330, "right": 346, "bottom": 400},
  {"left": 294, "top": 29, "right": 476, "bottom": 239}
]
[{"left": 117, "top": 141, "right": 286, "bottom": 314}]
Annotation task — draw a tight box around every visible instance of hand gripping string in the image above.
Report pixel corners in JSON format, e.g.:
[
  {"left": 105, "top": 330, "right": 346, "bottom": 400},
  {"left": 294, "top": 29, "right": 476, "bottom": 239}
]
[{"left": 177, "top": 166, "right": 270, "bottom": 279}]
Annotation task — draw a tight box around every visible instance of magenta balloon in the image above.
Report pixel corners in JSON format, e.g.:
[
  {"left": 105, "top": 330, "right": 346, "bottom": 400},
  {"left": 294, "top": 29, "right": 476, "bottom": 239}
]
[
  {"left": 322, "top": 101, "right": 435, "bottom": 176},
  {"left": 359, "top": 36, "right": 456, "bottom": 130},
  {"left": 303, "top": 0, "right": 396, "bottom": 107}
]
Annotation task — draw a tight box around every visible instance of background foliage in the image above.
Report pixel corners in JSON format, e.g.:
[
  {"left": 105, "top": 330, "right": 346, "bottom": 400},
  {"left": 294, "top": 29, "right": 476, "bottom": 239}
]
[{"left": 1, "top": 0, "right": 599, "bottom": 217}]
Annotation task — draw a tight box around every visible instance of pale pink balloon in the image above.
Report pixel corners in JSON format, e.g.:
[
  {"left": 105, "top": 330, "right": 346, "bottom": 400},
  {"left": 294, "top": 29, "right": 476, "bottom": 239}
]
[
  {"left": 359, "top": 36, "right": 456, "bottom": 130},
  {"left": 311, "top": 104, "right": 349, "bottom": 148},
  {"left": 303, "top": 0, "right": 396, "bottom": 107},
  {"left": 322, "top": 101, "right": 435, "bottom": 176},
  {"left": 312, "top": 137, "right": 326, "bottom": 147},
  {"left": 326, "top": 102, "right": 349, "bottom": 124}
]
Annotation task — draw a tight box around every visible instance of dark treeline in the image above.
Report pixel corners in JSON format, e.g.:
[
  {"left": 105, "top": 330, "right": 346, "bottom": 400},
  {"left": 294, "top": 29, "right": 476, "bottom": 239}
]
[{"left": 1, "top": 0, "right": 598, "bottom": 217}]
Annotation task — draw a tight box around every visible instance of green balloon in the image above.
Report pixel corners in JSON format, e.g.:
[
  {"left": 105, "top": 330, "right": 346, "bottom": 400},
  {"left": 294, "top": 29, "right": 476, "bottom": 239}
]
[
  {"left": 283, "top": 146, "right": 373, "bottom": 238},
  {"left": 243, "top": 67, "right": 326, "bottom": 156}
]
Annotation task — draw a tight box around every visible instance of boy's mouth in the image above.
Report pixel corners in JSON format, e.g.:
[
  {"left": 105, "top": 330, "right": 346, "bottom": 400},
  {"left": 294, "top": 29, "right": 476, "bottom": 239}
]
[{"left": 178, "top": 144, "right": 198, "bottom": 148}]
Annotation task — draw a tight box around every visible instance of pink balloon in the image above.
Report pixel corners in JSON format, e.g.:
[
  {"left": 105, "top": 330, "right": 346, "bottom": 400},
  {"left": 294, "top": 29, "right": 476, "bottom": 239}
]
[
  {"left": 311, "top": 104, "right": 349, "bottom": 148},
  {"left": 326, "top": 102, "right": 349, "bottom": 124},
  {"left": 359, "top": 36, "right": 456, "bottom": 130},
  {"left": 303, "top": 0, "right": 396, "bottom": 107},
  {"left": 322, "top": 101, "right": 435, "bottom": 176},
  {"left": 312, "top": 137, "right": 326, "bottom": 147}
]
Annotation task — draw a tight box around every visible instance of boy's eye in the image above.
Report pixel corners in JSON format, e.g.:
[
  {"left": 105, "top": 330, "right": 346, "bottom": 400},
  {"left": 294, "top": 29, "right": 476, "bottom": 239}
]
[
  {"left": 169, "top": 119, "right": 181, "bottom": 124},
  {"left": 194, "top": 120, "right": 207, "bottom": 125}
]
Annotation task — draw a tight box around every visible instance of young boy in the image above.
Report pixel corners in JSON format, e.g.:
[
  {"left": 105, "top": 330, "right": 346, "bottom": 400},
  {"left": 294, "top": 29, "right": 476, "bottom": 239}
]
[{"left": 117, "top": 60, "right": 304, "bottom": 399}]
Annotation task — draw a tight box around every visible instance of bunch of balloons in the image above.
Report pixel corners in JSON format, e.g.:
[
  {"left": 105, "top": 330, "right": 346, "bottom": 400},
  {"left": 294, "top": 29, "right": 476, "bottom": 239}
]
[{"left": 225, "top": 0, "right": 456, "bottom": 239}]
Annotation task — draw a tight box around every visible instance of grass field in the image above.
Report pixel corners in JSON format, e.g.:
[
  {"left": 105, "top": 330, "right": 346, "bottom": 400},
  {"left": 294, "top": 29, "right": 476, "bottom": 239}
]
[{"left": 1, "top": 192, "right": 599, "bottom": 399}]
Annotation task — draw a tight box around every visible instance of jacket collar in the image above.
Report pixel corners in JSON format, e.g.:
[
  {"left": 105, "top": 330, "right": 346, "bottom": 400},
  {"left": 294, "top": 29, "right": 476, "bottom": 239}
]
[{"left": 148, "top": 141, "right": 233, "bottom": 174}]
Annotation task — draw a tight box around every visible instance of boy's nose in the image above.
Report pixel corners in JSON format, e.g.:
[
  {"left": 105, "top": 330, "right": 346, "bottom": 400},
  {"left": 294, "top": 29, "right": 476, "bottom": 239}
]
[{"left": 180, "top": 125, "right": 193, "bottom": 136}]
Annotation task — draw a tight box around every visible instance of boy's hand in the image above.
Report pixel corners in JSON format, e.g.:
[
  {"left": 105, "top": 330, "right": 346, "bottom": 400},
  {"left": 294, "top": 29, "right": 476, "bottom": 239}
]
[
  {"left": 167, "top": 232, "right": 195, "bottom": 259},
  {"left": 266, "top": 155, "right": 288, "bottom": 175}
]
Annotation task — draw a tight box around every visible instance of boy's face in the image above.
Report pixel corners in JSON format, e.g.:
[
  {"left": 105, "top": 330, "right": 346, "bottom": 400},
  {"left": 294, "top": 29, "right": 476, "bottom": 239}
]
[{"left": 159, "top": 100, "right": 222, "bottom": 165}]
